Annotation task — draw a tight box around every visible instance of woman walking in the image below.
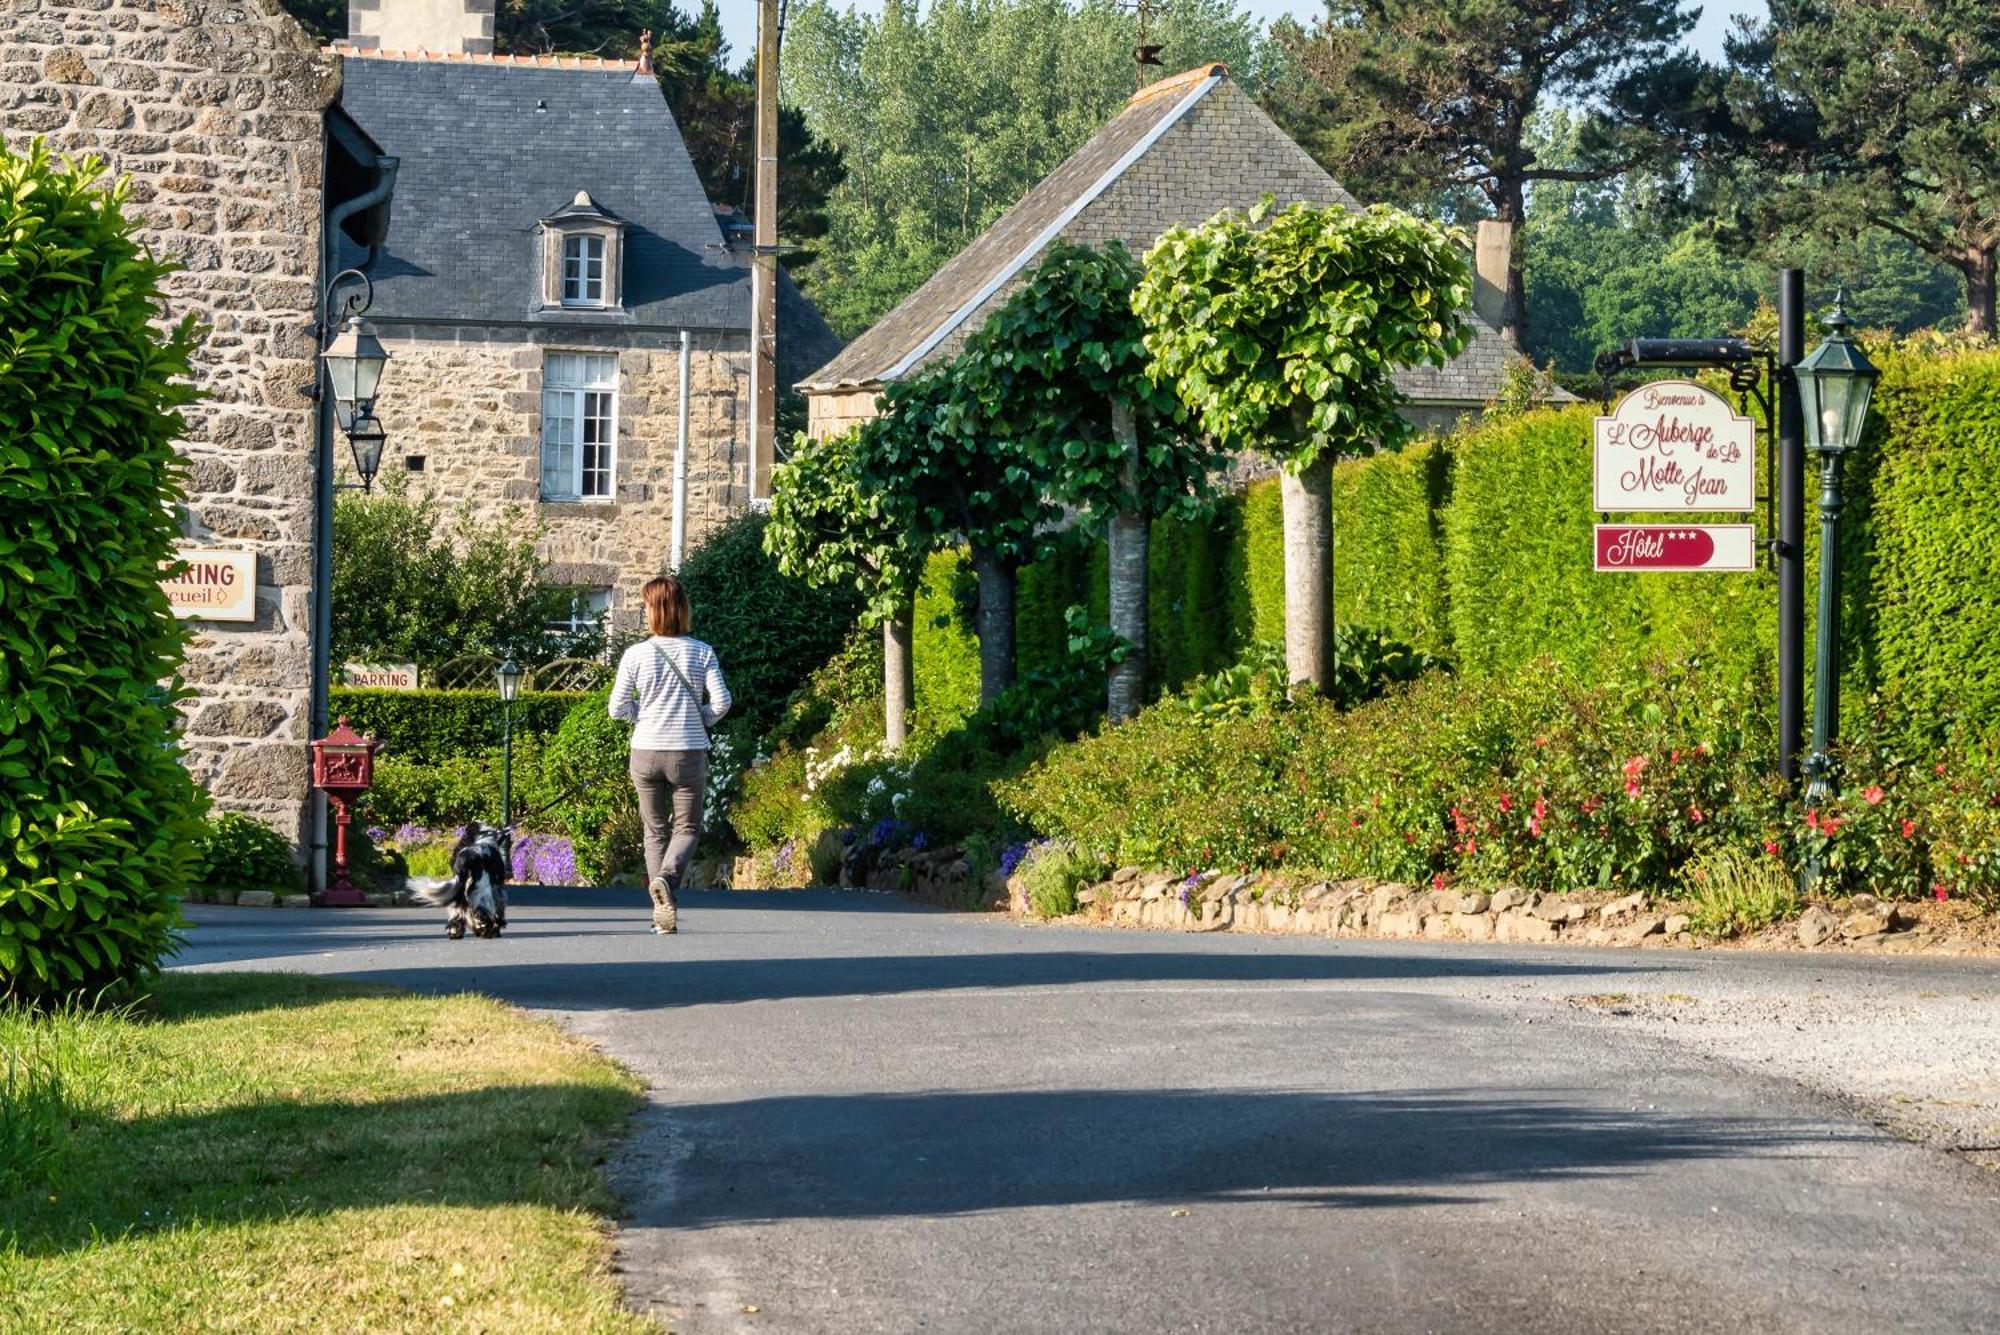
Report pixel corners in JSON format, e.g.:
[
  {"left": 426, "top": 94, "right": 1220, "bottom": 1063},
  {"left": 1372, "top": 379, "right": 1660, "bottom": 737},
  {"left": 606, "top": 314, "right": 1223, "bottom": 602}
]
[{"left": 609, "top": 574, "right": 731, "bottom": 933}]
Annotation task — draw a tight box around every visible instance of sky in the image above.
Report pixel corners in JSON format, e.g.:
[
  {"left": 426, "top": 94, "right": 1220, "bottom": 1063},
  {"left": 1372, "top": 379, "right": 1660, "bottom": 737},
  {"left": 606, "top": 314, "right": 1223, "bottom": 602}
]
[{"left": 717, "top": 1, "right": 1766, "bottom": 67}]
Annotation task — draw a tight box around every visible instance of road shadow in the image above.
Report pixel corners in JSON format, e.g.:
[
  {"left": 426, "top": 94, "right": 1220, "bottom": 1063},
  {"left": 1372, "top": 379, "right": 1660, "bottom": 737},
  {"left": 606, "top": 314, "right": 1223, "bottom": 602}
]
[
  {"left": 624, "top": 1085, "right": 1836, "bottom": 1228},
  {"left": 330, "top": 948, "right": 1667, "bottom": 1011}
]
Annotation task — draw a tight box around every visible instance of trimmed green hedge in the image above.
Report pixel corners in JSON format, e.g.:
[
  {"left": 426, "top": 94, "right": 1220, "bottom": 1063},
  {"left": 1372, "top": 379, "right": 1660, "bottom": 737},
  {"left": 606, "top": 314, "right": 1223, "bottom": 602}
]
[
  {"left": 886, "top": 342, "right": 2000, "bottom": 732},
  {"left": 1859, "top": 348, "right": 2000, "bottom": 729},
  {"left": 328, "top": 687, "right": 585, "bottom": 765},
  {"left": 1, "top": 144, "right": 204, "bottom": 998}
]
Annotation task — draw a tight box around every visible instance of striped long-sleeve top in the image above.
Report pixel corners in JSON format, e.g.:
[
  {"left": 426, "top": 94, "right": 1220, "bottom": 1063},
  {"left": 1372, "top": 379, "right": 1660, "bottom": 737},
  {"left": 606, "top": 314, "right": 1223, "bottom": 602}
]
[{"left": 607, "top": 636, "right": 732, "bottom": 751}]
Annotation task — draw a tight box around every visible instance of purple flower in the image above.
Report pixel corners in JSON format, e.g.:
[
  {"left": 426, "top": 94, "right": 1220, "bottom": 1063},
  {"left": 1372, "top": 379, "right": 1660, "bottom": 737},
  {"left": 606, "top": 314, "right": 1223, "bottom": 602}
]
[
  {"left": 366, "top": 825, "right": 388, "bottom": 843},
  {"left": 911, "top": 831, "right": 929, "bottom": 851},
  {"left": 393, "top": 822, "right": 430, "bottom": 846},
  {"left": 998, "top": 842, "right": 1030, "bottom": 877}
]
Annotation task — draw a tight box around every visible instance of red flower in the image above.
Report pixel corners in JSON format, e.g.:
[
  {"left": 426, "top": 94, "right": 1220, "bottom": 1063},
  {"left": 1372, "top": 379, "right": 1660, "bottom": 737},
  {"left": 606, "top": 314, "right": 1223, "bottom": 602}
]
[
  {"left": 1934, "top": 883, "right": 1950, "bottom": 902},
  {"left": 1451, "top": 806, "right": 1470, "bottom": 836},
  {"left": 1529, "top": 795, "right": 1547, "bottom": 838},
  {"left": 1670, "top": 749, "right": 1681, "bottom": 765},
  {"left": 1688, "top": 805, "right": 1705, "bottom": 824},
  {"left": 1936, "top": 762, "right": 1948, "bottom": 776},
  {"left": 1821, "top": 815, "right": 1844, "bottom": 836},
  {"left": 1432, "top": 873, "right": 1450, "bottom": 891},
  {"left": 1402, "top": 830, "right": 1417, "bottom": 845},
  {"left": 1499, "top": 792, "right": 1515, "bottom": 813},
  {"left": 1623, "top": 755, "right": 1650, "bottom": 781},
  {"left": 1763, "top": 839, "right": 1780, "bottom": 857},
  {"left": 1805, "top": 808, "right": 1821, "bottom": 833},
  {"left": 1863, "top": 784, "right": 1885, "bottom": 806},
  {"left": 1901, "top": 818, "right": 1917, "bottom": 840},
  {"left": 1351, "top": 816, "right": 1363, "bottom": 829},
  {"left": 1582, "top": 794, "right": 1603, "bottom": 815}
]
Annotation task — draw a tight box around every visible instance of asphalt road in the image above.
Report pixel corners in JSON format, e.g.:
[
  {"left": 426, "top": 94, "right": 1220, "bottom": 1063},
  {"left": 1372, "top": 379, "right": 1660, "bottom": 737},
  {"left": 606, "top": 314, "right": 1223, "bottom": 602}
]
[{"left": 173, "top": 889, "right": 2000, "bottom": 1335}]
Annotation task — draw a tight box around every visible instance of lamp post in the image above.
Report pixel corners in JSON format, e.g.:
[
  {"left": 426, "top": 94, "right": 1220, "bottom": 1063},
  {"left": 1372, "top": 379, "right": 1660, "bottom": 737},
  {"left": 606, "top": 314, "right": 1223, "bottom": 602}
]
[
  {"left": 1796, "top": 294, "right": 1880, "bottom": 810},
  {"left": 318, "top": 268, "right": 393, "bottom": 492},
  {"left": 497, "top": 658, "right": 523, "bottom": 832}
]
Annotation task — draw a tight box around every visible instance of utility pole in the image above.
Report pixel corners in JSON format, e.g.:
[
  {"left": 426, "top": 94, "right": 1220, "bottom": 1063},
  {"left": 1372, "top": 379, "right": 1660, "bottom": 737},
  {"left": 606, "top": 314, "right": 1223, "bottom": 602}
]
[{"left": 750, "top": 0, "right": 780, "bottom": 501}]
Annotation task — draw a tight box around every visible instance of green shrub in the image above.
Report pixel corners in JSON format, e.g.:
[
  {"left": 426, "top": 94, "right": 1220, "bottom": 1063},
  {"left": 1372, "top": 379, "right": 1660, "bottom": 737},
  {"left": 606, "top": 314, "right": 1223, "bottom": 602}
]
[
  {"left": 328, "top": 687, "right": 583, "bottom": 765},
  {"left": 1000, "top": 656, "right": 1787, "bottom": 892},
  {"left": 1862, "top": 347, "right": 2000, "bottom": 728},
  {"left": 1016, "top": 842, "right": 1104, "bottom": 919},
  {"left": 911, "top": 549, "right": 981, "bottom": 730},
  {"left": 1333, "top": 437, "right": 1453, "bottom": 656},
  {"left": 191, "top": 814, "right": 298, "bottom": 895},
  {"left": 332, "top": 475, "right": 582, "bottom": 667},
  {"left": 1, "top": 143, "right": 204, "bottom": 1000},
  {"left": 1148, "top": 497, "right": 1240, "bottom": 690},
  {"left": 1228, "top": 478, "right": 1286, "bottom": 653},
  {"left": 1678, "top": 844, "right": 1801, "bottom": 938},
  {"left": 364, "top": 750, "right": 521, "bottom": 830},
  {"left": 676, "top": 510, "right": 865, "bottom": 735},
  {"left": 537, "top": 689, "right": 640, "bottom": 884}
]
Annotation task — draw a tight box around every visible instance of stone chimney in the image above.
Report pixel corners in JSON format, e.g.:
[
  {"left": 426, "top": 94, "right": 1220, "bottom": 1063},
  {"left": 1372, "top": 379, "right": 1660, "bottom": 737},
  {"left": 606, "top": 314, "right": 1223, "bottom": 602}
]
[
  {"left": 1473, "top": 219, "right": 1512, "bottom": 334},
  {"left": 348, "top": 0, "right": 496, "bottom": 54}
]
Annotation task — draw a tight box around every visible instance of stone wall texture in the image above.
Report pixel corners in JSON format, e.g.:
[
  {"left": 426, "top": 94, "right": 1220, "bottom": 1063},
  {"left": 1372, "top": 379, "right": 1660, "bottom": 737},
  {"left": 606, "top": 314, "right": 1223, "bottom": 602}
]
[
  {"left": 355, "top": 323, "right": 752, "bottom": 624},
  {"left": 0, "top": 0, "right": 332, "bottom": 843}
]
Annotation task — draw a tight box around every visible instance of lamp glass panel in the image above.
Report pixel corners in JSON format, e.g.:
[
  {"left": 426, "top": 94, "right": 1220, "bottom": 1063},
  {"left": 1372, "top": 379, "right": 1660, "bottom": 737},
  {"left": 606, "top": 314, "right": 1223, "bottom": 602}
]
[
  {"left": 1816, "top": 372, "right": 1860, "bottom": 452},
  {"left": 497, "top": 661, "right": 523, "bottom": 702}
]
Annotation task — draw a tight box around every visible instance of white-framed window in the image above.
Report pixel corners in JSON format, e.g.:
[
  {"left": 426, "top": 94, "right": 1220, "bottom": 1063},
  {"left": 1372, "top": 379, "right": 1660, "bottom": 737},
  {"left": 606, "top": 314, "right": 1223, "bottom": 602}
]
[
  {"left": 541, "top": 352, "right": 619, "bottom": 502},
  {"left": 561, "top": 233, "right": 606, "bottom": 307},
  {"left": 548, "top": 587, "right": 612, "bottom": 642}
]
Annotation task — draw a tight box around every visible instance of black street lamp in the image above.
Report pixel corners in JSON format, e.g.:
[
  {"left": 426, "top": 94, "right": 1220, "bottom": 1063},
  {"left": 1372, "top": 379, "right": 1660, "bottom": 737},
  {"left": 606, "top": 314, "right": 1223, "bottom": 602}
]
[
  {"left": 318, "top": 268, "right": 393, "bottom": 492},
  {"left": 497, "top": 658, "right": 524, "bottom": 831},
  {"left": 1796, "top": 294, "right": 1880, "bottom": 809}
]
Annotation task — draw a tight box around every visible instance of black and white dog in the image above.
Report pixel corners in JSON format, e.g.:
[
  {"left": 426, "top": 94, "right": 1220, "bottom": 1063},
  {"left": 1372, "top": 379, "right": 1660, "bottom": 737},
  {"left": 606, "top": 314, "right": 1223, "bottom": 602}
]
[{"left": 414, "top": 823, "right": 511, "bottom": 939}]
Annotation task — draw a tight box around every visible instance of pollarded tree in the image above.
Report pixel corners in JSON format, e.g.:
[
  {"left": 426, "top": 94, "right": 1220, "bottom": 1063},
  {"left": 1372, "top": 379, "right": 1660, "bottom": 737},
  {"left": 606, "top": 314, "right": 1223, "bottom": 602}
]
[
  {"left": 962, "top": 240, "right": 1228, "bottom": 720},
  {"left": 1134, "top": 199, "right": 1473, "bottom": 694},
  {"left": 765, "top": 421, "right": 932, "bottom": 750},
  {"left": 872, "top": 358, "right": 1055, "bottom": 710}
]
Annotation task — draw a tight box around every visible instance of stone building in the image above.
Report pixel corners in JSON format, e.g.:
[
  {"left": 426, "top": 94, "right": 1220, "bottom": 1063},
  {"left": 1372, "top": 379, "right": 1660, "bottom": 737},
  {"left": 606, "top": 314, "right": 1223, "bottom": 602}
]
[
  {"left": 330, "top": 36, "right": 841, "bottom": 630},
  {"left": 802, "top": 64, "right": 1529, "bottom": 437},
  {"left": 2, "top": 0, "right": 838, "bottom": 870},
  {"left": 1, "top": 0, "right": 345, "bottom": 849}
]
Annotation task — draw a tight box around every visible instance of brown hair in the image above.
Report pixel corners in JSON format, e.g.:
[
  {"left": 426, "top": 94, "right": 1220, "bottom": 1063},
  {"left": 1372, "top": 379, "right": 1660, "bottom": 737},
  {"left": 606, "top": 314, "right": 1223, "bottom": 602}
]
[{"left": 642, "top": 575, "right": 691, "bottom": 637}]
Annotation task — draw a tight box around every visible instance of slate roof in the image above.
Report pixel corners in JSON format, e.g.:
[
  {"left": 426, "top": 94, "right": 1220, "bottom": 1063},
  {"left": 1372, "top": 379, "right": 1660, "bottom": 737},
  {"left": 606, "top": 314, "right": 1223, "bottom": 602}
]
[
  {"left": 801, "top": 64, "right": 1517, "bottom": 407},
  {"left": 803, "top": 70, "right": 1207, "bottom": 393},
  {"left": 336, "top": 53, "right": 841, "bottom": 383}
]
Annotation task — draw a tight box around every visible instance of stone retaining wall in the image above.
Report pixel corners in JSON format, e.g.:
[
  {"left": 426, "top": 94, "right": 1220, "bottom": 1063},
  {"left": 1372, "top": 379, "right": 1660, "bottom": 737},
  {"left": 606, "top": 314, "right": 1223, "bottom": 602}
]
[{"left": 1019, "top": 868, "right": 1924, "bottom": 950}]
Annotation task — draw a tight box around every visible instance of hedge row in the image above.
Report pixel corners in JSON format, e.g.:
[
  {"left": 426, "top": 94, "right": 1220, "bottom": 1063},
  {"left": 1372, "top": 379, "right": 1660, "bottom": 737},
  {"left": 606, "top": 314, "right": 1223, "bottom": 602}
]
[
  {"left": 911, "top": 342, "right": 2000, "bottom": 731},
  {"left": 329, "top": 687, "right": 587, "bottom": 765}
]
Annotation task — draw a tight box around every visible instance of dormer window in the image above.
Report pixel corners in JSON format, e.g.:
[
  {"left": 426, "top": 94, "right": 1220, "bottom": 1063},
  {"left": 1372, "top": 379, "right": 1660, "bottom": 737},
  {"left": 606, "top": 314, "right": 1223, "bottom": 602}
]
[
  {"left": 562, "top": 234, "right": 606, "bottom": 306},
  {"left": 539, "top": 190, "right": 626, "bottom": 311}
]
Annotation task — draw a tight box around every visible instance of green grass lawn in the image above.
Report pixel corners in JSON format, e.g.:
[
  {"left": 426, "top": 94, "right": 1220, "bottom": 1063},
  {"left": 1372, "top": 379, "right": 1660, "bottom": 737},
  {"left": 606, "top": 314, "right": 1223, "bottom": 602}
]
[{"left": 0, "top": 972, "right": 653, "bottom": 1333}]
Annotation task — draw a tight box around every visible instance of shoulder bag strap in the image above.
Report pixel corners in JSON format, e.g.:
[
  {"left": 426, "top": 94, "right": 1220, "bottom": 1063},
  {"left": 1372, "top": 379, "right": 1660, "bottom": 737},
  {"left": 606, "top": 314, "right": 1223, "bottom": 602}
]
[{"left": 652, "top": 642, "right": 712, "bottom": 741}]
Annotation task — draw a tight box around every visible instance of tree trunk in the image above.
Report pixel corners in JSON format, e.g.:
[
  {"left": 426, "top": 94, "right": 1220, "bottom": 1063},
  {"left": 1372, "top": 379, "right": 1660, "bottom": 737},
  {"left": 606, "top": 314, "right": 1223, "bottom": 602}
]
[
  {"left": 1496, "top": 176, "right": 1529, "bottom": 352},
  {"left": 882, "top": 609, "right": 912, "bottom": 753},
  {"left": 1963, "top": 247, "right": 1996, "bottom": 336},
  {"left": 1281, "top": 456, "right": 1334, "bottom": 695},
  {"left": 971, "top": 545, "right": 1016, "bottom": 710},
  {"left": 1106, "top": 398, "right": 1148, "bottom": 722}
]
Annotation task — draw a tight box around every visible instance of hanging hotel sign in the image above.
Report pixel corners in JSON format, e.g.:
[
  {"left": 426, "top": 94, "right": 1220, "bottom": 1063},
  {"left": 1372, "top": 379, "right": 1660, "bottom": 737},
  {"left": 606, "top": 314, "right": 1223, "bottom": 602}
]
[
  {"left": 1594, "top": 524, "right": 1757, "bottom": 573},
  {"left": 161, "top": 548, "right": 256, "bottom": 622},
  {"left": 1593, "top": 380, "right": 1755, "bottom": 512}
]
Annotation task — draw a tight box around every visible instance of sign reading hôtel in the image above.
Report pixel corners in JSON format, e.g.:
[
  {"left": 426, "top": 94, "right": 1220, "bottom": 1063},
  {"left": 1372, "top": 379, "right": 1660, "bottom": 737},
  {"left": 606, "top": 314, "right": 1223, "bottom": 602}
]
[
  {"left": 1595, "top": 524, "right": 1757, "bottom": 573},
  {"left": 161, "top": 548, "right": 256, "bottom": 622},
  {"left": 1592, "top": 380, "right": 1755, "bottom": 513}
]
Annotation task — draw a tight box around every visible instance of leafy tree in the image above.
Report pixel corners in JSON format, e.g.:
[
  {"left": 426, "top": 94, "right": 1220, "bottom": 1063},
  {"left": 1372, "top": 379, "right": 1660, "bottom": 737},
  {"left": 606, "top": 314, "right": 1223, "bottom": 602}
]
[
  {"left": 765, "top": 422, "right": 932, "bottom": 748},
  {"left": 873, "top": 359, "right": 1057, "bottom": 708},
  {"left": 675, "top": 509, "right": 867, "bottom": 735},
  {"left": 783, "top": 0, "right": 1273, "bottom": 337},
  {"left": 1708, "top": 0, "right": 2000, "bottom": 334},
  {"left": 2, "top": 144, "right": 204, "bottom": 998},
  {"left": 962, "top": 240, "right": 1226, "bottom": 719},
  {"left": 1271, "top": 0, "right": 1694, "bottom": 350},
  {"left": 332, "top": 480, "right": 578, "bottom": 668},
  {"left": 1134, "top": 199, "right": 1473, "bottom": 693}
]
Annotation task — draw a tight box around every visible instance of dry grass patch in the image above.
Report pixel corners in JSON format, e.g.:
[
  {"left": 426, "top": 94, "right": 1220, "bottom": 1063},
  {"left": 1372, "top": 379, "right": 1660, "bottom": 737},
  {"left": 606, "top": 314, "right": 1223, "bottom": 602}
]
[{"left": 0, "top": 972, "right": 651, "bottom": 1332}]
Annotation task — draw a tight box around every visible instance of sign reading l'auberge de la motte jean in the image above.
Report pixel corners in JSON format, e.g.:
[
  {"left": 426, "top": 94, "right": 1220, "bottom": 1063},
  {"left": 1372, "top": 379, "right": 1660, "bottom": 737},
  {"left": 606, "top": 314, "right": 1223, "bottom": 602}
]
[{"left": 1593, "top": 380, "right": 1755, "bottom": 513}]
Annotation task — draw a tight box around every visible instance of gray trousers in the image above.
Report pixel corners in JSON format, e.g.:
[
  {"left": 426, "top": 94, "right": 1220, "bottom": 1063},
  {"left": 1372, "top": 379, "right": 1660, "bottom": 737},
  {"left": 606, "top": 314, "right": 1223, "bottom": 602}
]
[{"left": 631, "top": 748, "right": 707, "bottom": 891}]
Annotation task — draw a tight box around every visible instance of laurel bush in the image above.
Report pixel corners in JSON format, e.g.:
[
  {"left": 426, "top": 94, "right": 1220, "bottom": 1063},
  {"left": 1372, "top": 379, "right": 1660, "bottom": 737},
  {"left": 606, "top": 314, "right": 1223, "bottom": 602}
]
[{"left": 0, "top": 143, "right": 204, "bottom": 999}]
